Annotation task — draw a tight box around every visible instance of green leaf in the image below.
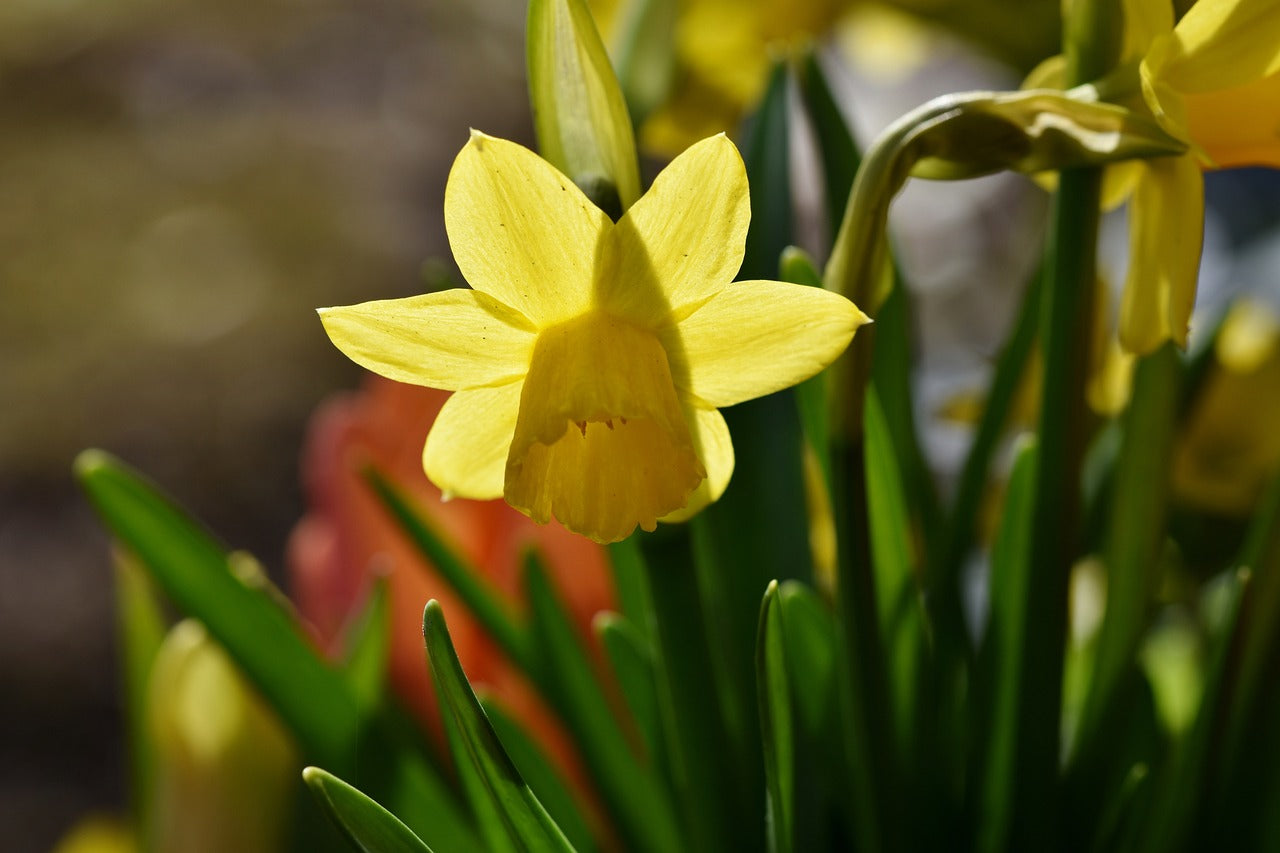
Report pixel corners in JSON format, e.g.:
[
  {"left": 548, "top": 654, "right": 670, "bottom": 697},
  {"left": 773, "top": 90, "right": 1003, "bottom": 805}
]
[
  {"left": 113, "top": 552, "right": 166, "bottom": 846},
  {"left": 342, "top": 577, "right": 391, "bottom": 715},
  {"left": 1137, "top": 569, "right": 1249, "bottom": 853},
  {"left": 365, "top": 467, "right": 534, "bottom": 674},
  {"left": 1076, "top": 343, "right": 1181, "bottom": 754},
  {"left": 974, "top": 436, "right": 1039, "bottom": 853},
  {"left": 303, "top": 767, "right": 435, "bottom": 853},
  {"left": 481, "top": 696, "right": 601, "bottom": 853},
  {"left": 76, "top": 450, "right": 479, "bottom": 852},
  {"left": 423, "top": 600, "right": 575, "bottom": 853},
  {"left": 756, "top": 582, "right": 794, "bottom": 853},
  {"left": 606, "top": 537, "right": 656, "bottom": 647},
  {"left": 863, "top": 386, "right": 926, "bottom": 765},
  {"left": 793, "top": 47, "right": 861, "bottom": 256},
  {"left": 524, "top": 552, "right": 681, "bottom": 853},
  {"left": 76, "top": 450, "right": 358, "bottom": 766},
  {"left": 594, "top": 612, "right": 662, "bottom": 771},
  {"left": 527, "top": 0, "right": 641, "bottom": 216}
]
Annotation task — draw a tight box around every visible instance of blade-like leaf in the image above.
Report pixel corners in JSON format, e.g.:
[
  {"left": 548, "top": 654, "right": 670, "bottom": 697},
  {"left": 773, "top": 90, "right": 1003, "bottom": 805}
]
[
  {"left": 863, "top": 387, "right": 926, "bottom": 766},
  {"left": 365, "top": 467, "right": 534, "bottom": 674},
  {"left": 756, "top": 582, "right": 794, "bottom": 853},
  {"left": 342, "top": 577, "right": 391, "bottom": 715},
  {"left": 303, "top": 766, "right": 435, "bottom": 853},
  {"left": 423, "top": 599, "right": 575, "bottom": 853},
  {"left": 76, "top": 451, "right": 478, "bottom": 852},
  {"left": 481, "top": 695, "right": 601, "bottom": 853},
  {"left": 113, "top": 552, "right": 165, "bottom": 846},
  {"left": 594, "top": 612, "right": 661, "bottom": 771},
  {"left": 524, "top": 553, "right": 681, "bottom": 853}
]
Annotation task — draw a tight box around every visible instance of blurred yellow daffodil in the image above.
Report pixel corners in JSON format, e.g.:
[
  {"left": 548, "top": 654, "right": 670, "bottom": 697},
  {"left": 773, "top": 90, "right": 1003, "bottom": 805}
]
[
  {"left": 320, "top": 132, "right": 866, "bottom": 543},
  {"left": 1122, "top": 0, "right": 1280, "bottom": 353},
  {"left": 600, "top": 0, "right": 851, "bottom": 154},
  {"left": 1027, "top": 0, "right": 1279, "bottom": 354},
  {"left": 1173, "top": 302, "right": 1280, "bottom": 515}
]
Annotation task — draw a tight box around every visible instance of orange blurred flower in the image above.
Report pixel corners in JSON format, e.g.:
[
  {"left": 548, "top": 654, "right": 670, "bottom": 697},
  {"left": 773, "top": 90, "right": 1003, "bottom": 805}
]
[{"left": 287, "top": 374, "right": 614, "bottom": 779}]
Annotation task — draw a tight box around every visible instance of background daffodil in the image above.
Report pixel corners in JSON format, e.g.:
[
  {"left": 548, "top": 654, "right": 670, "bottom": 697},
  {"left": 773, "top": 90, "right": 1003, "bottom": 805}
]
[
  {"left": 319, "top": 131, "right": 866, "bottom": 543},
  {"left": 1120, "top": 0, "right": 1280, "bottom": 353}
]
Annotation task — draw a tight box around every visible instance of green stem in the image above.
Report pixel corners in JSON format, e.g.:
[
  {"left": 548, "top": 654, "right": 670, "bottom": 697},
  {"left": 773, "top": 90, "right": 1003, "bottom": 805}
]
[{"left": 1004, "top": 0, "right": 1120, "bottom": 844}]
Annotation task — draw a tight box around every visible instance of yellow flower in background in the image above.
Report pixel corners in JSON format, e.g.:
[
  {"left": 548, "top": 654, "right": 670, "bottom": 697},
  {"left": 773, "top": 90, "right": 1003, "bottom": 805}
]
[
  {"left": 1118, "top": 0, "right": 1280, "bottom": 354},
  {"left": 598, "top": 0, "right": 851, "bottom": 155},
  {"left": 1173, "top": 302, "right": 1280, "bottom": 515},
  {"left": 321, "top": 132, "right": 866, "bottom": 543}
]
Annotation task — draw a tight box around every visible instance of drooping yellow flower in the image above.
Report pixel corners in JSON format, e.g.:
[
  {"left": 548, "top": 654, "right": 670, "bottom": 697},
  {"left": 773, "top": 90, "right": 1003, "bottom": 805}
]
[
  {"left": 1118, "top": 0, "right": 1280, "bottom": 354},
  {"left": 320, "top": 132, "right": 866, "bottom": 543}
]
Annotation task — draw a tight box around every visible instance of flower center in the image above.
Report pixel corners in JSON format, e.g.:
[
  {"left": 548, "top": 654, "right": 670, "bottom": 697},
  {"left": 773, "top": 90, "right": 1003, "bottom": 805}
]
[{"left": 504, "top": 311, "right": 705, "bottom": 543}]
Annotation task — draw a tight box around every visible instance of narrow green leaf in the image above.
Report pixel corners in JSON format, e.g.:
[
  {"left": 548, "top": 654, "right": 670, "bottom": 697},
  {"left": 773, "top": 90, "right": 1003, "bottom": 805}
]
[
  {"left": 794, "top": 47, "right": 861, "bottom": 240},
  {"left": 606, "top": 537, "right": 656, "bottom": 646},
  {"left": 1137, "top": 569, "right": 1249, "bottom": 853},
  {"left": 634, "top": 532, "right": 740, "bottom": 853},
  {"left": 524, "top": 553, "right": 681, "bottom": 853},
  {"left": 303, "top": 767, "right": 435, "bottom": 853},
  {"left": 481, "top": 696, "right": 601, "bottom": 853},
  {"left": 423, "top": 600, "right": 575, "bottom": 853},
  {"left": 342, "top": 577, "right": 391, "bottom": 715},
  {"left": 780, "top": 246, "right": 832, "bottom": 485},
  {"left": 774, "top": 582, "right": 840, "bottom": 852},
  {"left": 863, "top": 386, "right": 926, "bottom": 765},
  {"left": 113, "top": 553, "right": 166, "bottom": 847},
  {"left": 365, "top": 467, "right": 534, "bottom": 674},
  {"left": 756, "top": 582, "right": 794, "bottom": 853},
  {"left": 739, "top": 58, "right": 792, "bottom": 283},
  {"left": 1077, "top": 343, "right": 1181, "bottom": 753},
  {"left": 528, "top": 0, "right": 641, "bottom": 216},
  {"left": 935, "top": 266, "right": 1041, "bottom": 644},
  {"left": 594, "top": 612, "right": 662, "bottom": 771},
  {"left": 76, "top": 451, "right": 479, "bottom": 852},
  {"left": 76, "top": 450, "right": 358, "bottom": 766},
  {"left": 974, "top": 436, "right": 1039, "bottom": 853},
  {"left": 441, "top": 699, "right": 521, "bottom": 853}
]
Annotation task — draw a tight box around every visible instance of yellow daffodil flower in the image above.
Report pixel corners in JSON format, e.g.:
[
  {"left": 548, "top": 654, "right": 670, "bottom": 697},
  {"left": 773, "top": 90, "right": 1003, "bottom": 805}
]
[
  {"left": 598, "top": 0, "right": 850, "bottom": 155},
  {"left": 1120, "top": 0, "right": 1280, "bottom": 354},
  {"left": 1172, "top": 302, "right": 1280, "bottom": 515},
  {"left": 320, "top": 132, "right": 866, "bottom": 543}
]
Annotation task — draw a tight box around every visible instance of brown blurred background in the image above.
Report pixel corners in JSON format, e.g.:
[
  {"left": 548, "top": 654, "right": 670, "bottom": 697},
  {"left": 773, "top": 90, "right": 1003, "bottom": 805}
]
[{"left": 0, "top": 1, "right": 530, "bottom": 849}]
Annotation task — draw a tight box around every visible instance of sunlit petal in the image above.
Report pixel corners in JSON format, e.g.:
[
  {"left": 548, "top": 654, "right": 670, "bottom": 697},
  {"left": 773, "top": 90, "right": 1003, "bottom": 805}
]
[
  {"left": 445, "top": 131, "right": 608, "bottom": 326},
  {"left": 504, "top": 311, "right": 704, "bottom": 542},
  {"left": 1159, "top": 0, "right": 1280, "bottom": 94},
  {"left": 1184, "top": 73, "right": 1280, "bottom": 168},
  {"left": 319, "top": 290, "right": 536, "bottom": 391},
  {"left": 600, "top": 134, "right": 750, "bottom": 322},
  {"left": 666, "top": 280, "right": 869, "bottom": 407},
  {"left": 424, "top": 381, "right": 524, "bottom": 500},
  {"left": 662, "top": 404, "right": 733, "bottom": 523},
  {"left": 1118, "top": 155, "right": 1204, "bottom": 354}
]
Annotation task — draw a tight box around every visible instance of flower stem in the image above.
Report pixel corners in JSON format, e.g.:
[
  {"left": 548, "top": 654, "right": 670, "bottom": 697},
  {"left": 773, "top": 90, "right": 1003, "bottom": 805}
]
[{"left": 1002, "top": 0, "right": 1121, "bottom": 844}]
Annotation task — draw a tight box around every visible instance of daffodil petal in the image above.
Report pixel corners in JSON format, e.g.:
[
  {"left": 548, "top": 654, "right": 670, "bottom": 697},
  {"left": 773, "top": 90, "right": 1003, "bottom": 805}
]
[
  {"left": 1119, "top": 155, "right": 1204, "bottom": 354},
  {"left": 318, "top": 290, "right": 536, "bottom": 391},
  {"left": 423, "top": 381, "right": 524, "bottom": 500},
  {"left": 667, "top": 280, "right": 868, "bottom": 407},
  {"left": 1184, "top": 73, "right": 1280, "bottom": 168},
  {"left": 601, "top": 134, "right": 750, "bottom": 322},
  {"left": 662, "top": 404, "right": 733, "bottom": 523},
  {"left": 445, "top": 131, "right": 608, "bottom": 326},
  {"left": 1160, "top": 0, "right": 1280, "bottom": 94}
]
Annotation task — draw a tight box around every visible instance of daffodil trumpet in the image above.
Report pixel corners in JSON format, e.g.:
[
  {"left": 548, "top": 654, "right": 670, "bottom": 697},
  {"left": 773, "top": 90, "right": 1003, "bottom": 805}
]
[{"left": 320, "top": 131, "right": 866, "bottom": 543}]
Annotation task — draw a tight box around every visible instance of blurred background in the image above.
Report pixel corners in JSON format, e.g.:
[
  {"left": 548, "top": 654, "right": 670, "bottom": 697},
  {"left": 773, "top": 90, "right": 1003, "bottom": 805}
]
[
  {"left": 0, "top": 1, "right": 532, "bottom": 848},
  {"left": 5, "top": 0, "right": 1279, "bottom": 850}
]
